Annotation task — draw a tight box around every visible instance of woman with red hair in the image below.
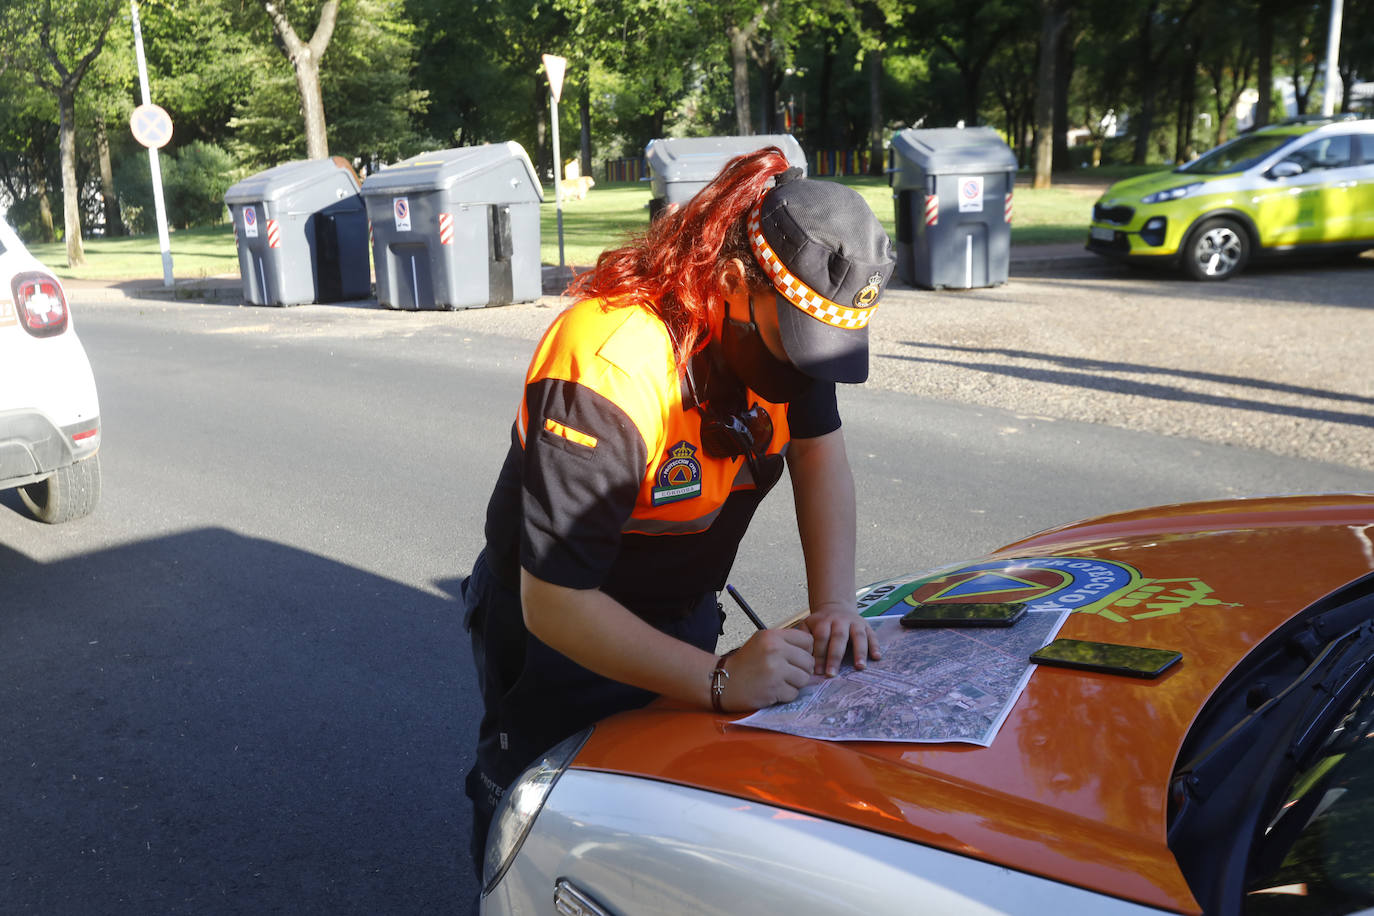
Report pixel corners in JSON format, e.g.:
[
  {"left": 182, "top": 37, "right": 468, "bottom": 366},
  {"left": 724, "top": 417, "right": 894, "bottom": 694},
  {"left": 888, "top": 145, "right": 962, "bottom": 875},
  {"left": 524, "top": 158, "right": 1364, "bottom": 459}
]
[{"left": 463, "top": 147, "right": 896, "bottom": 875}]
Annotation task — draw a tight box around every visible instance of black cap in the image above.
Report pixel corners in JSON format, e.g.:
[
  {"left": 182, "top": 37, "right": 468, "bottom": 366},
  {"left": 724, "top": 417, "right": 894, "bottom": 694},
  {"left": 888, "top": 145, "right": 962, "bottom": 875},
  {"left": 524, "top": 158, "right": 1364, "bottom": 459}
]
[{"left": 748, "top": 175, "right": 896, "bottom": 383}]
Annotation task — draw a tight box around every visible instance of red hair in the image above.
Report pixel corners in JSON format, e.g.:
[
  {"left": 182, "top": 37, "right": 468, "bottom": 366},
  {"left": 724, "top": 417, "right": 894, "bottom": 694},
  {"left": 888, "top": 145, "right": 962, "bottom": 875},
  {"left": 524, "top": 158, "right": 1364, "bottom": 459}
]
[{"left": 565, "top": 147, "right": 791, "bottom": 366}]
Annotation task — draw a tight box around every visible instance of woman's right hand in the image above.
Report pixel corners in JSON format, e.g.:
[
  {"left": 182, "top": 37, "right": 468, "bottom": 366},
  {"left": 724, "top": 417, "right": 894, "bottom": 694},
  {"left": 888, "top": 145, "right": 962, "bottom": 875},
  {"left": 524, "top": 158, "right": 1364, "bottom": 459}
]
[{"left": 719, "top": 628, "right": 816, "bottom": 712}]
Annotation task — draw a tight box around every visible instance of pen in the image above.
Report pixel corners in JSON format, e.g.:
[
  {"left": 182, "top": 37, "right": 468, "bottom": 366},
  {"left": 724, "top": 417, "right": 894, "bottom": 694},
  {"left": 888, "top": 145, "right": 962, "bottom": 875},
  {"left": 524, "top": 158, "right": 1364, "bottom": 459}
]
[{"left": 725, "top": 584, "right": 767, "bottom": 631}]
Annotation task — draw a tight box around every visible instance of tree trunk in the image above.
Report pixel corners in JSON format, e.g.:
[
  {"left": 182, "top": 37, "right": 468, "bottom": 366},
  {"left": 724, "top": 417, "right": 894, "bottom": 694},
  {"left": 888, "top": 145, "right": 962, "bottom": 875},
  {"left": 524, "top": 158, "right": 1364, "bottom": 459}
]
[
  {"left": 36, "top": 177, "right": 56, "bottom": 244},
  {"left": 579, "top": 82, "right": 592, "bottom": 179},
  {"left": 1256, "top": 3, "right": 1273, "bottom": 128},
  {"left": 58, "top": 90, "right": 85, "bottom": 267},
  {"left": 867, "top": 46, "right": 884, "bottom": 176},
  {"left": 262, "top": 0, "right": 338, "bottom": 159},
  {"left": 962, "top": 66, "right": 981, "bottom": 126},
  {"left": 1032, "top": 2, "right": 1067, "bottom": 188},
  {"left": 760, "top": 56, "right": 779, "bottom": 134},
  {"left": 295, "top": 58, "right": 329, "bottom": 158},
  {"left": 817, "top": 45, "right": 835, "bottom": 148},
  {"left": 1174, "top": 51, "right": 1196, "bottom": 163},
  {"left": 1131, "top": 2, "right": 1157, "bottom": 165},
  {"left": 1052, "top": 26, "right": 1074, "bottom": 171},
  {"left": 534, "top": 75, "right": 549, "bottom": 179},
  {"left": 94, "top": 115, "right": 123, "bottom": 237},
  {"left": 728, "top": 25, "right": 752, "bottom": 135}
]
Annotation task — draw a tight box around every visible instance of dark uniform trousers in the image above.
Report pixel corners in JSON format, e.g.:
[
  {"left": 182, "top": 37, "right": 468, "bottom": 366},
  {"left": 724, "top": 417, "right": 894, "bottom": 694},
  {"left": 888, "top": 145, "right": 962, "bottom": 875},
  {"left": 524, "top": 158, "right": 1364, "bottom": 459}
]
[{"left": 461, "top": 550, "right": 723, "bottom": 879}]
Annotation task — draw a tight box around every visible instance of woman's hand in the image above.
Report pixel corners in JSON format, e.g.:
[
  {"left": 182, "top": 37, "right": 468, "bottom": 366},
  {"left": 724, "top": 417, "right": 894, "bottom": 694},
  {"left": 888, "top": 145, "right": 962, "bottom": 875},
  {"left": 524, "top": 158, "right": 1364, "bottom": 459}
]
[
  {"left": 719, "top": 628, "right": 815, "bottom": 711},
  {"left": 801, "top": 605, "right": 882, "bottom": 677}
]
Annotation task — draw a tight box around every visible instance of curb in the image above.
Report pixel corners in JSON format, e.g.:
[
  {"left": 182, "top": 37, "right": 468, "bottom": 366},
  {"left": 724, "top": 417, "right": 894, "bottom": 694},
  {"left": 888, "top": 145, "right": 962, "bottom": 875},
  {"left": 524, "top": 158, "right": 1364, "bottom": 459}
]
[{"left": 64, "top": 246, "right": 1104, "bottom": 305}]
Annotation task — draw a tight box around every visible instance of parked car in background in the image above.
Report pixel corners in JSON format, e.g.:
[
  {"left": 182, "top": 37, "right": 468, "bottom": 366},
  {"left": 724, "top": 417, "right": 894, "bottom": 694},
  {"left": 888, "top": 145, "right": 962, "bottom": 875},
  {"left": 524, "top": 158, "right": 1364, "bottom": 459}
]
[
  {"left": 0, "top": 213, "right": 101, "bottom": 523},
  {"left": 1087, "top": 116, "right": 1374, "bottom": 280},
  {"left": 481, "top": 494, "right": 1374, "bottom": 915}
]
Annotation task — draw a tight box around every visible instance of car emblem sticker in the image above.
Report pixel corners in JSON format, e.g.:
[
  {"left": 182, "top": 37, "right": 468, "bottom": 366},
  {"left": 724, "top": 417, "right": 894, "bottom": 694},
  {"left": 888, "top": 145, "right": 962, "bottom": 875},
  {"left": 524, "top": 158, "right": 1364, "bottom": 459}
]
[
  {"left": 651, "top": 440, "right": 702, "bottom": 506},
  {"left": 858, "top": 557, "right": 1241, "bottom": 623}
]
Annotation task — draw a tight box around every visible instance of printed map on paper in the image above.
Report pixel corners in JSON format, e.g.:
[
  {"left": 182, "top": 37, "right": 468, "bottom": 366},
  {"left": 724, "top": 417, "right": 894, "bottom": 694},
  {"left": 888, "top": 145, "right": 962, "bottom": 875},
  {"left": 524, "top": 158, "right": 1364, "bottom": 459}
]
[{"left": 735, "top": 610, "right": 1066, "bottom": 746}]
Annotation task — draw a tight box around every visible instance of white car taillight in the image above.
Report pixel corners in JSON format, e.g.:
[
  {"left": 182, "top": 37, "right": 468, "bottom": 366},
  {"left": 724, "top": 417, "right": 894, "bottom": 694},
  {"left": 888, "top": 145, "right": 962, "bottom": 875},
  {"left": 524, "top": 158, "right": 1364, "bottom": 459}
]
[{"left": 12, "top": 272, "right": 69, "bottom": 337}]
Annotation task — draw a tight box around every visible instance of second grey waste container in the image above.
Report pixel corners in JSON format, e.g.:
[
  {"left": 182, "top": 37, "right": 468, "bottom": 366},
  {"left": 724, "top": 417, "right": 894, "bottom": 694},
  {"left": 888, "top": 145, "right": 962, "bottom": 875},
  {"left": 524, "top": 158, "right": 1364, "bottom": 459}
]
[
  {"left": 644, "top": 135, "right": 807, "bottom": 220},
  {"left": 890, "top": 127, "right": 1017, "bottom": 290},
  {"left": 360, "top": 143, "right": 542, "bottom": 310},
  {"left": 223, "top": 157, "right": 370, "bottom": 306}
]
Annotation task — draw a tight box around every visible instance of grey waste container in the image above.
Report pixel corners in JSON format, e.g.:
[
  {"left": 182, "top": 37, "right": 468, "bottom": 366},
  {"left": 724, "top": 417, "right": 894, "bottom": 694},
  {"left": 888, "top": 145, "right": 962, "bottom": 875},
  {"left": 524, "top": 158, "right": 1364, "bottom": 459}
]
[
  {"left": 224, "top": 158, "right": 370, "bottom": 306},
  {"left": 359, "top": 142, "right": 542, "bottom": 310},
  {"left": 644, "top": 135, "right": 807, "bottom": 220},
  {"left": 890, "top": 127, "right": 1017, "bottom": 290}
]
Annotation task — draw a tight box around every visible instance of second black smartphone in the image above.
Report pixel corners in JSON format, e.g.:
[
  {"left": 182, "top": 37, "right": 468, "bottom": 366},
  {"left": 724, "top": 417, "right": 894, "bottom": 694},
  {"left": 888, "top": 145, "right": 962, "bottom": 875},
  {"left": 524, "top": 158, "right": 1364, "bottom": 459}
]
[{"left": 899, "top": 601, "right": 1028, "bottom": 628}]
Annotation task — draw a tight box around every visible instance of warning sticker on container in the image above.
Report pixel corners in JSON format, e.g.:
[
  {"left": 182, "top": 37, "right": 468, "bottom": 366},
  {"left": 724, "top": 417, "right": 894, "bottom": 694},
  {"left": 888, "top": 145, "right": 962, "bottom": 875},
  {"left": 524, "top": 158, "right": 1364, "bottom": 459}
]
[
  {"left": 394, "top": 197, "right": 411, "bottom": 232},
  {"left": 243, "top": 205, "right": 259, "bottom": 238},
  {"left": 958, "top": 176, "right": 984, "bottom": 213}
]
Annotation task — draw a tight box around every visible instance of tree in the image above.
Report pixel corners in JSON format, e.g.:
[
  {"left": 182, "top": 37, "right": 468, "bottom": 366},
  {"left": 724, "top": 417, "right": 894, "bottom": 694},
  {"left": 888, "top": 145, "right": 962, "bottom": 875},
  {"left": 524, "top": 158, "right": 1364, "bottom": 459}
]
[
  {"left": 916, "top": 0, "right": 1024, "bottom": 127},
  {"left": 1195, "top": 3, "right": 1253, "bottom": 146},
  {"left": 0, "top": 72, "right": 61, "bottom": 240},
  {"left": 1127, "top": 0, "right": 1204, "bottom": 165},
  {"left": 229, "top": 0, "right": 428, "bottom": 170},
  {"left": 1032, "top": 0, "right": 1069, "bottom": 187},
  {"left": 261, "top": 0, "right": 339, "bottom": 159},
  {"left": 1, "top": 0, "right": 123, "bottom": 265}
]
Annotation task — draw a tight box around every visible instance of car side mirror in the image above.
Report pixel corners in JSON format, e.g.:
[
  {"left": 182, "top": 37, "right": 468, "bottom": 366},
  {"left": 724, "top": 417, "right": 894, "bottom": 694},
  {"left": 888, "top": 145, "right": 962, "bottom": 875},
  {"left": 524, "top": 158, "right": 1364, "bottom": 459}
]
[{"left": 1269, "top": 161, "right": 1303, "bottom": 179}]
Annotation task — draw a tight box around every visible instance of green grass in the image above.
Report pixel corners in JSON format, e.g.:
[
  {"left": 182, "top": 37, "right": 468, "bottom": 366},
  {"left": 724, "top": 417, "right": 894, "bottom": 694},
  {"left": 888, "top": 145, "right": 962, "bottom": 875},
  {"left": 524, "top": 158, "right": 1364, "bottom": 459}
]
[
  {"left": 30, "top": 224, "right": 242, "bottom": 281},
  {"left": 28, "top": 169, "right": 1145, "bottom": 280}
]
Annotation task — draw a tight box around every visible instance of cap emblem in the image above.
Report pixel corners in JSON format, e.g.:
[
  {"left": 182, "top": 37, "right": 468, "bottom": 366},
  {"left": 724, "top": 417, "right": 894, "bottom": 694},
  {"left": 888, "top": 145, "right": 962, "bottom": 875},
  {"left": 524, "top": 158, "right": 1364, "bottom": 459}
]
[
  {"left": 854, "top": 272, "right": 883, "bottom": 308},
  {"left": 748, "top": 203, "right": 878, "bottom": 331}
]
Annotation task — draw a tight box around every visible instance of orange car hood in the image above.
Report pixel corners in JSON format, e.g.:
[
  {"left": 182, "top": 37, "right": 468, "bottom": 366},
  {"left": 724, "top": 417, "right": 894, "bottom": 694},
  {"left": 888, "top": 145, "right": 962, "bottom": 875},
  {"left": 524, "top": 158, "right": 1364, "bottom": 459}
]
[{"left": 574, "top": 495, "right": 1374, "bottom": 914}]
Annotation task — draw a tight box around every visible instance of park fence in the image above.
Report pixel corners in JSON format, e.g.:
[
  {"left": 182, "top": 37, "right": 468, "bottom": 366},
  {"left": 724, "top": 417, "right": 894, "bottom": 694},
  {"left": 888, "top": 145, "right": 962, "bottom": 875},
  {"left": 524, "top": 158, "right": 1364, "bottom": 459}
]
[{"left": 604, "top": 157, "right": 649, "bottom": 183}]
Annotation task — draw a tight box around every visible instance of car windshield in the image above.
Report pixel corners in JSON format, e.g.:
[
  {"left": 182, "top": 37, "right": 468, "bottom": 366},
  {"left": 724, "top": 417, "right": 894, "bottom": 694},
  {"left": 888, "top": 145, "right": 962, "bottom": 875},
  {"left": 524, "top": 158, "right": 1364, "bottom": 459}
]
[
  {"left": 1178, "top": 134, "right": 1298, "bottom": 175},
  {"left": 1243, "top": 671, "right": 1374, "bottom": 914}
]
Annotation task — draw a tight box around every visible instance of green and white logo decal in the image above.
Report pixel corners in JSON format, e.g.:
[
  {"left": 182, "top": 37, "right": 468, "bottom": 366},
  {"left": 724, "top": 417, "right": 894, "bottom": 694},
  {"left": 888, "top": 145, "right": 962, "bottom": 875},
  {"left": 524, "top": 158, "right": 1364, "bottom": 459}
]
[{"left": 859, "top": 556, "right": 1241, "bottom": 623}]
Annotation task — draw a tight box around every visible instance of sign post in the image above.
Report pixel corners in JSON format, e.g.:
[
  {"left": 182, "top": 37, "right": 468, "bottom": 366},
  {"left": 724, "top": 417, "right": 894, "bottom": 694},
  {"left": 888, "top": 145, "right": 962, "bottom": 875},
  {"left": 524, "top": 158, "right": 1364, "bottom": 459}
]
[
  {"left": 542, "top": 54, "right": 567, "bottom": 270},
  {"left": 129, "top": 0, "right": 174, "bottom": 288}
]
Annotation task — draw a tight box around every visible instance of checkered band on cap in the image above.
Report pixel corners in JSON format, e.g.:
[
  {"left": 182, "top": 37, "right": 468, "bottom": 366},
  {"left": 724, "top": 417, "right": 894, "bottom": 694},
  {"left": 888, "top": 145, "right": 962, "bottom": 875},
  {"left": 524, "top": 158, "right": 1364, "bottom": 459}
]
[{"left": 747, "top": 203, "right": 878, "bottom": 331}]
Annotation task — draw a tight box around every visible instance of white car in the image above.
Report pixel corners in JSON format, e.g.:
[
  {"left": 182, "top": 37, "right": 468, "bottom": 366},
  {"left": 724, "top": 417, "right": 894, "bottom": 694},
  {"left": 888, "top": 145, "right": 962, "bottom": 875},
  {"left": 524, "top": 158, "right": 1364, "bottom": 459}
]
[{"left": 0, "top": 215, "right": 101, "bottom": 523}]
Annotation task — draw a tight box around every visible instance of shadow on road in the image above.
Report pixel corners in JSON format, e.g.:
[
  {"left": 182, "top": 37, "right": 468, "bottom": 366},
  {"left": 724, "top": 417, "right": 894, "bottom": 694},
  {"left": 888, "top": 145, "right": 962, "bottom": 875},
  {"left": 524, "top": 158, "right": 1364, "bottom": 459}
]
[
  {"left": 889, "top": 341, "right": 1374, "bottom": 429},
  {"left": 0, "top": 524, "right": 476, "bottom": 914}
]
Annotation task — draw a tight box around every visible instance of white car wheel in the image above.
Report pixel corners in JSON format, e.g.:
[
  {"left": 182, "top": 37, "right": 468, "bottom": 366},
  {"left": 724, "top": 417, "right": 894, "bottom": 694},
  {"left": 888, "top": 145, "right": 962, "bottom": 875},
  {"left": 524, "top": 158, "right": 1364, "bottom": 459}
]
[{"left": 20, "top": 453, "right": 101, "bottom": 524}]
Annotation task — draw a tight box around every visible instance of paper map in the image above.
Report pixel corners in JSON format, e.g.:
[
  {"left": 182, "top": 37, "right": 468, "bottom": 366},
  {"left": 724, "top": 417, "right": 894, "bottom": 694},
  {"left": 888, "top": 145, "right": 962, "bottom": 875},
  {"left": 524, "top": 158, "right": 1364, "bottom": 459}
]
[{"left": 735, "top": 609, "right": 1067, "bottom": 746}]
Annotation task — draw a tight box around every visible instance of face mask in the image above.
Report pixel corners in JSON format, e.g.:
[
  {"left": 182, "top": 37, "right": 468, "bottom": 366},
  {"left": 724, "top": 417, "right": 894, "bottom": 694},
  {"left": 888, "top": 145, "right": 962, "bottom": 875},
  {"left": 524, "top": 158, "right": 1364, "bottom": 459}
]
[{"left": 720, "top": 294, "right": 813, "bottom": 403}]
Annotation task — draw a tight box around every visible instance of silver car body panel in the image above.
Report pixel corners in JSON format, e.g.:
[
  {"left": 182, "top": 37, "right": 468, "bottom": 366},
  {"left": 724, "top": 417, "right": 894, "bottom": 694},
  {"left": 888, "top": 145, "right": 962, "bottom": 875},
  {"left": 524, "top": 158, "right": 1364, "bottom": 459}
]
[{"left": 483, "top": 770, "right": 1169, "bottom": 916}]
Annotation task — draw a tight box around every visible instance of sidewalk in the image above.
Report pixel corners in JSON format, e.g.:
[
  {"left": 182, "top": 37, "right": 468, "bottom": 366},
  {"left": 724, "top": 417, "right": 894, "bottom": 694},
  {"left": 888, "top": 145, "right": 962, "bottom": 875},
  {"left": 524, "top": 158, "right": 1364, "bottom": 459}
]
[{"left": 61, "top": 243, "right": 1100, "bottom": 304}]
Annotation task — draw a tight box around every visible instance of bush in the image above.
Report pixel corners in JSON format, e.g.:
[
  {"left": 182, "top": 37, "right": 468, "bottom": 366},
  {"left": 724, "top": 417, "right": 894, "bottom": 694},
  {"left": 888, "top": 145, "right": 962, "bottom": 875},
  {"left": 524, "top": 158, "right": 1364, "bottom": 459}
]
[
  {"left": 114, "top": 141, "right": 237, "bottom": 233},
  {"left": 164, "top": 141, "right": 235, "bottom": 229}
]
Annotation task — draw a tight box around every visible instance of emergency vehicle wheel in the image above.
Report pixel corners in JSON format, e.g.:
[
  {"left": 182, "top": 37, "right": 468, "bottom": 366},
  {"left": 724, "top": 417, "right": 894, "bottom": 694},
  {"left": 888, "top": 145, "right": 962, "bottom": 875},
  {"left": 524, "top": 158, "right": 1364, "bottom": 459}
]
[
  {"left": 20, "top": 454, "right": 101, "bottom": 524},
  {"left": 1183, "top": 218, "right": 1249, "bottom": 281}
]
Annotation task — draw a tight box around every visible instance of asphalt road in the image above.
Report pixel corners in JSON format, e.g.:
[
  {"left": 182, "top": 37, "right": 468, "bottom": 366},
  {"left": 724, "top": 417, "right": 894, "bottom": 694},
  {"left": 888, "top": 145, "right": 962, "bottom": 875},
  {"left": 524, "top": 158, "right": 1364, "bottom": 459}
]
[{"left": 3, "top": 267, "right": 1373, "bottom": 914}]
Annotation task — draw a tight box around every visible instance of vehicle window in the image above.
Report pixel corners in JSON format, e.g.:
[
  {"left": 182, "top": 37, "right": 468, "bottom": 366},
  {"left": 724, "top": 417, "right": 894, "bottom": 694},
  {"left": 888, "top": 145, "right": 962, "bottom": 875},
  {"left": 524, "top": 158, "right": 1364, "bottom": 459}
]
[
  {"left": 1178, "top": 134, "right": 1298, "bottom": 175},
  {"left": 1280, "top": 136, "right": 1355, "bottom": 173},
  {"left": 1244, "top": 675, "right": 1374, "bottom": 914}
]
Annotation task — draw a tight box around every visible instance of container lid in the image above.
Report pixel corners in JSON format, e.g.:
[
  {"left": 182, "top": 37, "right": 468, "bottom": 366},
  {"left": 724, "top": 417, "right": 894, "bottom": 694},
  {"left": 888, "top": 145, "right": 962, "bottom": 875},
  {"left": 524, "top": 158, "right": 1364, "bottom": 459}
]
[
  {"left": 359, "top": 142, "right": 542, "bottom": 201},
  {"left": 644, "top": 134, "right": 807, "bottom": 182},
  {"left": 224, "top": 158, "right": 360, "bottom": 204},
  {"left": 891, "top": 127, "right": 1018, "bottom": 174}
]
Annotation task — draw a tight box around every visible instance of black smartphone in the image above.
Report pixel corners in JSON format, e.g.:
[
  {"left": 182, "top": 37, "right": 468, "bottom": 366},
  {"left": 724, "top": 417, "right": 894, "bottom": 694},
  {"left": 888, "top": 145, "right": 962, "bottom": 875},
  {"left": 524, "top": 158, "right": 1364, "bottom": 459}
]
[
  {"left": 1030, "top": 638, "right": 1182, "bottom": 679},
  {"left": 899, "top": 601, "right": 1028, "bottom": 628}
]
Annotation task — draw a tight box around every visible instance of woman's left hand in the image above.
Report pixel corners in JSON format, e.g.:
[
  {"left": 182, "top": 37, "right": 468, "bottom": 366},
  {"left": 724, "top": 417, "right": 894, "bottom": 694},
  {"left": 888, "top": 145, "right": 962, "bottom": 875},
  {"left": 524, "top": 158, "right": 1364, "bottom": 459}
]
[{"left": 801, "top": 605, "right": 882, "bottom": 678}]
